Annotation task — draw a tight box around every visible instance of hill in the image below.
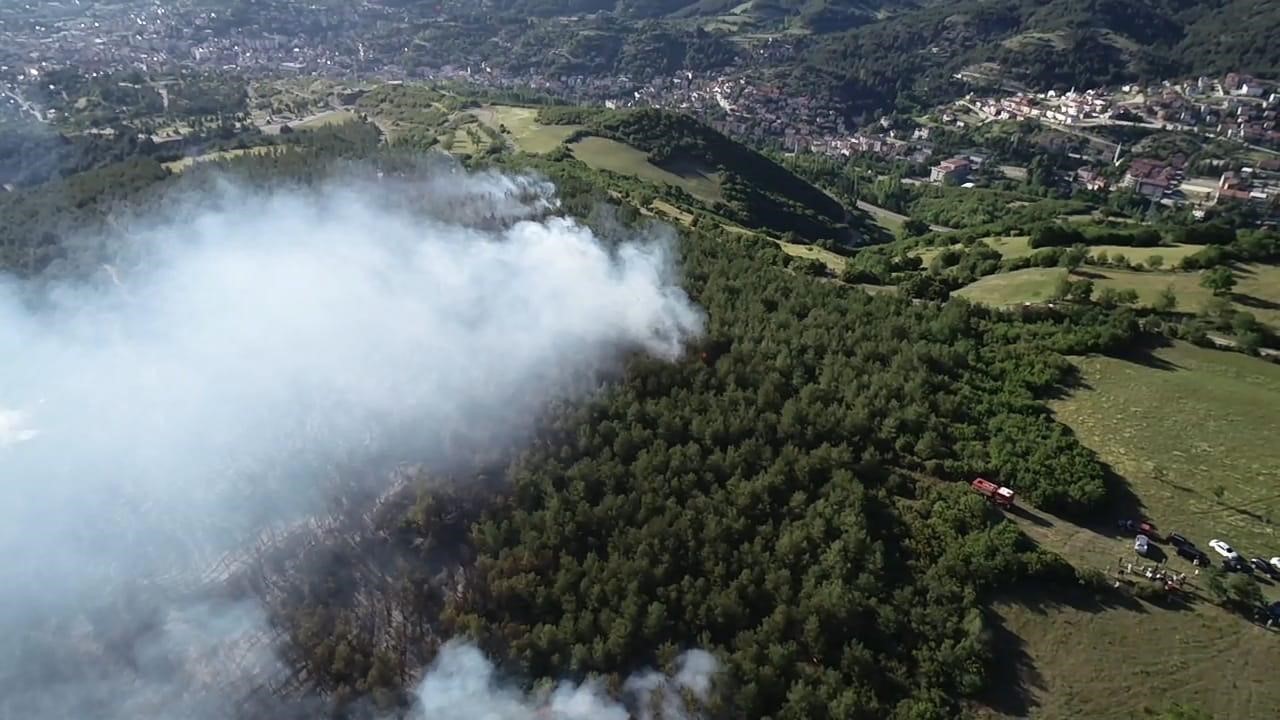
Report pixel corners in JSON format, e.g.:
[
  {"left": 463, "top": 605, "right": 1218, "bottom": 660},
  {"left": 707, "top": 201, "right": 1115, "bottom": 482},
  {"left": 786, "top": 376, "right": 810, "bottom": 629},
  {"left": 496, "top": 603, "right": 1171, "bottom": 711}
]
[
  {"left": 540, "top": 106, "right": 863, "bottom": 242},
  {"left": 487, "top": 0, "right": 918, "bottom": 30},
  {"left": 805, "top": 0, "right": 1280, "bottom": 117}
]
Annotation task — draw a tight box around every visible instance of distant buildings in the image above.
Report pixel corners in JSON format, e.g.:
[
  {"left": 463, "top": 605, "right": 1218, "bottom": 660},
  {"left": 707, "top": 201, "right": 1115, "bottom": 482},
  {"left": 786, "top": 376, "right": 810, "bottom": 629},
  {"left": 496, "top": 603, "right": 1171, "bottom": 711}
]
[
  {"left": 930, "top": 156, "right": 972, "bottom": 184},
  {"left": 1215, "top": 169, "right": 1279, "bottom": 206},
  {"left": 1121, "top": 158, "right": 1176, "bottom": 199}
]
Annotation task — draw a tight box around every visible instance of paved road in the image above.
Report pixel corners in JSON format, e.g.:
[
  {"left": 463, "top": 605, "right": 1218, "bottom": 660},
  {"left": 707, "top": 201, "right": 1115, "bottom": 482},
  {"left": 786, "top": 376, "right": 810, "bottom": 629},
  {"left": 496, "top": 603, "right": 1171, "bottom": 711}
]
[{"left": 856, "top": 199, "right": 954, "bottom": 233}]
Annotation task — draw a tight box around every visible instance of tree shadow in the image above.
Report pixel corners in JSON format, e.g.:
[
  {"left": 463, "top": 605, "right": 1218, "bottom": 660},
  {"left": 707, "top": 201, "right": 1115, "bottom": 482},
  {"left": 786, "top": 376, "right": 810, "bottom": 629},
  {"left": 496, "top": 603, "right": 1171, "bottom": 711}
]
[
  {"left": 1231, "top": 293, "right": 1280, "bottom": 311},
  {"left": 1105, "top": 335, "right": 1181, "bottom": 372},
  {"left": 1071, "top": 268, "right": 1109, "bottom": 279},
  {"left": 1080, "top": 463, "right": 1149, "bottom": 541},
  {"left": 1009, "top": 503, "right": 1054, "bottom": 528},
  {"left": 979, "top": 607, "right": 1044, "bottom": 718}
]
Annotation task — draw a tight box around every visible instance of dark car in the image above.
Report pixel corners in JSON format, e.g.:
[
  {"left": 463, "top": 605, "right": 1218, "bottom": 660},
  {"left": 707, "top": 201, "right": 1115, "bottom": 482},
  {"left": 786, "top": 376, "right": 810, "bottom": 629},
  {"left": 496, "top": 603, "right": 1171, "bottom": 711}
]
[
  {"left": 1177, "top": 545, "right": 1210, "bottom": 565},
  {"left": 1225, "top": 557, "right": 1254, "bottom": 574},
  {"left": 1250, "top": 557, "right": 1278, "bottom": 577},
  {"left": 1167, "top": 533, "right": 1192, "bottom": 549}
]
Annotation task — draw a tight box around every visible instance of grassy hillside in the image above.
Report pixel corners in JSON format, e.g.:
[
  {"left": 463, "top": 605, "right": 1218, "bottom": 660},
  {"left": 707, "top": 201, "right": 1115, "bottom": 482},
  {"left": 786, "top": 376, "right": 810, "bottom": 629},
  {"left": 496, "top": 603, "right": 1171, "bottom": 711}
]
[
  {"left": 980, "top": 342, "right": 1280, "bottom": 720},
  {"left": 955, "top": 267, "right": 1067, "bottom": 305},
  {"left": 952, "top": 261, "right": 1280, "bottom": 330},
  {"left": 471, "top": 105, "right": 582, "bottom": 154},
  {"left": 1054, "top": 342, "right": 1280, "bottom": 555},
  {"left": 570, "top": 136, "right": 724, "bottom": 203},
  {"left": 540, "top": 106, "right": 865, "bottom": 242}
]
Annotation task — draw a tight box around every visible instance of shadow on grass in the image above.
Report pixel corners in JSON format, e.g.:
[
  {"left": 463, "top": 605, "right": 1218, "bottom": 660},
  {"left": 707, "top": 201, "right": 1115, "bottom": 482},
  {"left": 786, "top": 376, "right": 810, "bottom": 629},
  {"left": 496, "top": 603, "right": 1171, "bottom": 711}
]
[
  {"left": 1232, "top": 292, "right": 1280, "bottom": 312},
  {"left": 1009, "top": 503, "right": 1054, "bottom": 528},
  {"left": 1010, "top": 573, "right": 1152, "bottom": 615},
  {"left": 1072, "top": 268, "right": 1109, "bottom": 280},
  {"left": 1105, "top": 335, "right": 1182, "bottom": 372},
  {"left": 1075, "top": 463, "right": 1149, "bottom": 542},
  {"left": 980, "top": 607, "right": 1044, "bottom": 718}
]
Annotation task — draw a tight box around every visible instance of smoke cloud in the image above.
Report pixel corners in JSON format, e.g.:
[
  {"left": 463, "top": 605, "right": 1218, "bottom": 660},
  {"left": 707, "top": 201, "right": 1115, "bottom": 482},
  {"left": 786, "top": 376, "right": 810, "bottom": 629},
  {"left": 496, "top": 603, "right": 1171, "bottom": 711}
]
[
  {"left": 410, "top": 642, "right": 718, "bottom": 720},
  {"left": 0, "top": 163, "right": 705, "bottom": 717}
]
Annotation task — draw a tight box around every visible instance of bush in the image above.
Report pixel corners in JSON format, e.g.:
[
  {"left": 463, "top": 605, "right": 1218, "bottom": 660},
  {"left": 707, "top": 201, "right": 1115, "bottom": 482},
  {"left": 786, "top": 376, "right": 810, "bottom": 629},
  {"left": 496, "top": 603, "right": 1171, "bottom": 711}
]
[{"left": 1030, "top": 223, "right": 1085, "bottom": 248}]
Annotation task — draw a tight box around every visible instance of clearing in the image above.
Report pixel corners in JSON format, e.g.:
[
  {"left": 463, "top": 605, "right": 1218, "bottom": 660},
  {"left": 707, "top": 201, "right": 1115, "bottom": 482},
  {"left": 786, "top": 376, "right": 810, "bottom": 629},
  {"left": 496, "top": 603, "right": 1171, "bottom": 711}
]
[
  {"left": 954, "top": 267, "right": 1066, "bottom": 305},
  {"left": 470, "top": 105, "right": 581, "bottom": 154},
  {"left": 1087, "top": 264, "right": 1280, "bottom": 326},
  {"left": 976, "top": 235, "right": 1206, "bottom": 266},
  {"left": 162, "top": 146, "right": 279, "bottom": 173},
  {"left": 569, "top": 136, "right": 723, "bottom": 204},
  {"left": 953, "top": 262, "right": 1280, "bottom": 327},
  {"left": 982, "top": 342, "right": 1280, "bottom": 719},
  {"left": 1052, "top": 342, "right": 1280, "bottom": 555},
  {"left": 295, "top": 109, "right": 355, "bottom": 129}
]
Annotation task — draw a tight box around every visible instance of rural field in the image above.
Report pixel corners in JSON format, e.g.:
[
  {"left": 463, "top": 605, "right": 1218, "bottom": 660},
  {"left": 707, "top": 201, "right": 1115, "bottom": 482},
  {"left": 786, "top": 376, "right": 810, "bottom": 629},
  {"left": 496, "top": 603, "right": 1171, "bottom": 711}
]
[
  {"left": 952, "top": 260, "right": 1280, "bottom": 329},
  {"left": 954, "top": 267, "right": 1067, "bottom": 305},
  {"left": 470, "top": 104, "right": 581, "bottom": 154},
  {"left": 983, "top": 342, "right": 1280, "bottom": 719},
  {"left": 295, "top": 109, "right": 356, "bottom": 129},
  {"left": 1089, "top": 264, "right": 1280, "bottom": 326},
  {"left": 162, "top": 145, "right": 280, "bottom": 173},
  {"left": 569, "top": 136, "right": 724, "bottom": 204},
  {"left": 976, "top": 235, "right": 1207, "bottom": 266},
  {"left": 1053, "top": 342, "right": 1280, "bottom": 557}
]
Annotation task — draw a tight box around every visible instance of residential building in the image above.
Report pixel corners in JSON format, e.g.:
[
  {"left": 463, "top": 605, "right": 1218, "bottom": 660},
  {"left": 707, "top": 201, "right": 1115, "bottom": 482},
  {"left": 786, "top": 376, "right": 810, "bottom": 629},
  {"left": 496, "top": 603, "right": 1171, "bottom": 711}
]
[{"left": 930, "top": 156, "right": 971, "bottom": 184}]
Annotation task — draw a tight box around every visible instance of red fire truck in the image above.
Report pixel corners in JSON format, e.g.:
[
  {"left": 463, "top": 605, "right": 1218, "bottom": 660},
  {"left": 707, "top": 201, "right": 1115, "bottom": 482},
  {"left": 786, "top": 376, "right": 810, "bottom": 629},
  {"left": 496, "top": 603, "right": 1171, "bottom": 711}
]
[{"left": 971, "top": 477, "right": 1015, "bottom": 508}]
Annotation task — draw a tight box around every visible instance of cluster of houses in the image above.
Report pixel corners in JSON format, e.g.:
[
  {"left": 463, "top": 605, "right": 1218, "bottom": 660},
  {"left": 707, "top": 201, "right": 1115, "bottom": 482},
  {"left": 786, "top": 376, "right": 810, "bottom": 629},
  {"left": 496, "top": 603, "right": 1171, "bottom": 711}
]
[
  {"left": 1068, "top": 155, "right": 1280, "bottom": 209},
  {"left": 965, "top": 73, "right": 1280, "bottom": 146},
  {"left": 975, "top": 88, "right": 1113, "bottom": 126}
]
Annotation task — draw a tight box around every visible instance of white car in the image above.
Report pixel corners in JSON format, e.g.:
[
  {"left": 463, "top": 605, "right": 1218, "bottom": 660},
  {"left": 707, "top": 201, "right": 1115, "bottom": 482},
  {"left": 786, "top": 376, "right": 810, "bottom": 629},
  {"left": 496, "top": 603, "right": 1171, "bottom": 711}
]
[
  {"left": 1271, "top": 557, "right": 1280, "bottom": 572},
  {"left": 1209, "top": 539, "right": 1239, "bottom": 560},
  {"left": 1134, "top": 535, "right": 1150, "bottom": 556}
]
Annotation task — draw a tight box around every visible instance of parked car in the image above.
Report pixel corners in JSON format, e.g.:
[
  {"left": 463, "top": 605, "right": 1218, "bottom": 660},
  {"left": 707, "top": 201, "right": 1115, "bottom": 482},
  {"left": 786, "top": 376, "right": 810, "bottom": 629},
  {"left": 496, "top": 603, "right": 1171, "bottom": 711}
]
[
  {"left": 1250, "top": 558, "right": 1278, "bottom": 577},
  {"left": 1271, "top": 557, "right": 1280, "bottom": 573},
  {"left": 1225, "top": 557, "right": 1254, "bottom": 574},
  {"left": 1209, "top": 539, "right": 1240, "bottom": 560},
  {"left": 1166, "top": 533, "right": 1192, "bottom": 549},
  {"left": 1177, "top": 545, "right": 1210, "bottom": 565},
  {"left": 1135, "top": 535, "right": 1151, "bottom": 556},
  {"left": 1119, "top": 519, "right": 1161, "bottom": 540}
]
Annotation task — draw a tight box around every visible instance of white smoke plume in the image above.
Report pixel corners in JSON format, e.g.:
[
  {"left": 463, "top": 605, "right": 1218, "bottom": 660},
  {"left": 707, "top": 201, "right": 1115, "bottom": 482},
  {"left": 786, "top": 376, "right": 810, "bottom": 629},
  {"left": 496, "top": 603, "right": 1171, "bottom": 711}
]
[
  {"left": 410, "top": 642, "right": 718, "bottom": 720},
  {"left": 0, "top": 163, "right": 706, "bottom": 717}
]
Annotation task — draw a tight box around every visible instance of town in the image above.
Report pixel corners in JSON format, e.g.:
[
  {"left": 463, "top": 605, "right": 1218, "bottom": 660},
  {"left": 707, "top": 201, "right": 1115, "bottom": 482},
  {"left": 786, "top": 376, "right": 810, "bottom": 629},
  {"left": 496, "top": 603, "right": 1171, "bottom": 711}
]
[{"left": 2, "top": 0, "right": 1278, "bottom": 219}]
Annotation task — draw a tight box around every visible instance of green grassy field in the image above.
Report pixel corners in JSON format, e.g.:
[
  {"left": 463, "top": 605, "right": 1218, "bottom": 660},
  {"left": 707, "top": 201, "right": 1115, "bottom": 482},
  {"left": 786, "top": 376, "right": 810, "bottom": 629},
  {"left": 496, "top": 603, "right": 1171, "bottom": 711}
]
[
  {"left": 955, "top": 267, "right": 1067, "bottom": 305},
  {"left": 987, "top": 236, "right": 1036, "bottom": 258},
  {"left": 1086, "top": 243, "right": 1206, "bottom": 266},
  {"left": 1053, "top": 343, "right": 1280, "bottom": 555},
  {"left": 952, "top": 261, "right": 1280, "bottom": 327},
  {"left": 471, "top": 105, "right": 581, "bottom": 154},
  {"left": 857, "top": 201, "right": 905, "bottom": 233},
  {"left": 981, "top": 342, "right": 1280, "bottom": 720},
  {"left": 296, "top": 109, "right": 355, "bottom": 128},
  {"left": 972, "top": 235, "right": 1205, "bottom": 266},
  {"left": 569, "top": 136, "right": 724, "bottom": 203},
  {"left": 776, "top": 240, "right": 849, "bottom": 273},
  {"left": 1089, "top": 264, "right": 1280, "bottom": 326},
  {"left": 162, "top": 146, "right": 278, "bottom": 173},
  {"left": 989, "top": 583, "right": 1279, "bottom": 720}
]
